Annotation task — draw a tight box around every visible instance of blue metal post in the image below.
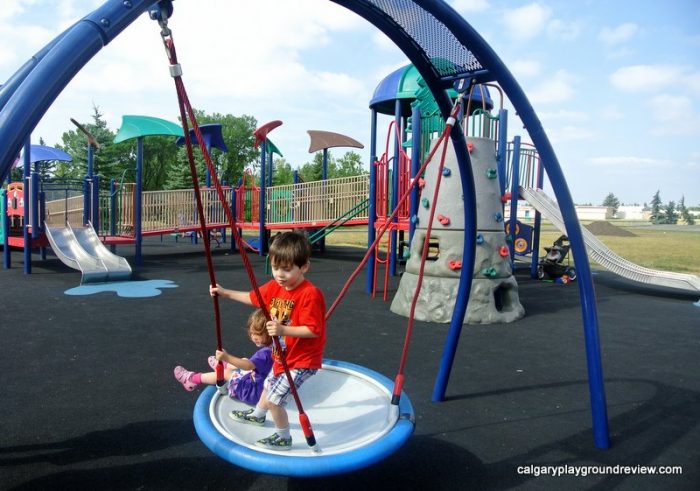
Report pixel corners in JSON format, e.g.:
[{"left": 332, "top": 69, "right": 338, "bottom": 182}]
[
  {"left": 508, "top": 136, "right": 521, "bottom": 268},
  {"left": 110, "top": 178, "right": 117, "bottom": 253},
  {"left": 390, "top": 99, "right": 401, "bottom": 276},
  {"left": 259, "top": 141, "right": 267, "bottom": 255},
  {"left": 22, "top": 139, "right": 31, "bottom": 274},
  {"left": 366, "top": 110, "right": 378, "bottom": 294},
  {"left": 134, "top": 136, "right": 143, "bottom": 266},
  {"left": 409, "top": 106, "right": 422, "bottom": 245},
  {"left": 497, "top": 108, "right": 508, "bottom": 195}
]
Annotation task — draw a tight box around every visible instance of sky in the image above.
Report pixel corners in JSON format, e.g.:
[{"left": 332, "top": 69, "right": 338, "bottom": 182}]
[{"left": 2, "top": 0, "right": 699, "bottom": 206}]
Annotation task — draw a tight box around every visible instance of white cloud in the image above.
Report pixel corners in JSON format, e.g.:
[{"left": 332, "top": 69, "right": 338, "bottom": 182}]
[
  {"left": 599, "top": 23, "right": 639, "bottom": 45},
  {"left": 510, "top": 59, "right": 541, "bottom": 78},
  {"left": 589, "top": 156, "right": 671, "bottom": 169},
  {"left": 448, "top": 0, "right": 490, "bottom": 13},
  {"left": 547, "top": 19, "right": 582, "bottom": 41},
  {"left": 539, "top": 110, "right": 589, "bottom": 123},
  {"left": 502, "top": 3, "right": 552, "bottom": 41},
  {"left": 610, "top": 65, "right": 687, "bottom": 92},
  {"left": 527, "top": 70, "right": 576, "bottom": 104}
]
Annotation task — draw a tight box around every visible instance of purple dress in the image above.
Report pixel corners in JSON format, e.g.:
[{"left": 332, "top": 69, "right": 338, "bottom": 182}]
[{"left": 229, "top": 346, "right": 273, "bottom": 405}]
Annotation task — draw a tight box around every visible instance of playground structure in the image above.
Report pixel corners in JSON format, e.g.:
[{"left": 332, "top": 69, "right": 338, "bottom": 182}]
[{"left": 3, "top": 0, "right": 700, "bottom": 475}]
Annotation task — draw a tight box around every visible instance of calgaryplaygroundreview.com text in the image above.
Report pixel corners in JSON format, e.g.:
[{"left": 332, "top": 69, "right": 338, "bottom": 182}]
[{"left": 516, "top": 464, "right": 683, "bottom": 478}]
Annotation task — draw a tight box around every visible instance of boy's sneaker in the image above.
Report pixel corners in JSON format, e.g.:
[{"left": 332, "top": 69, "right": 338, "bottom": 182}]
[
  {"left": 256, "top": 432, "right": 292, "bottom": 451},
  {"left": 229, "top": 409, "right": 266, "bottom": 426},
  {"left": 174, "top": 366, "right": 197, "bottom": 391}
]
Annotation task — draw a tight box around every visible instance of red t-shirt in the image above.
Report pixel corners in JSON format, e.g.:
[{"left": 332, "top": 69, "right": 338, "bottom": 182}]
[{"left": 250, "top": 279, "right": 326, "bottom": 375}]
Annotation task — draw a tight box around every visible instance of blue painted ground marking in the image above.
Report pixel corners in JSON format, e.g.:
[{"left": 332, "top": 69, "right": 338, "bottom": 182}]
[{"left": 65, "top": 279, "right": 178, "bottom": 298}]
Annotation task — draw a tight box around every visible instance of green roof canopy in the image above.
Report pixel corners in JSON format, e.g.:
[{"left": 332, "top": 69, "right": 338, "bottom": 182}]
[{"left": 114, "top": 115, "right": 184, "bottom": 143}]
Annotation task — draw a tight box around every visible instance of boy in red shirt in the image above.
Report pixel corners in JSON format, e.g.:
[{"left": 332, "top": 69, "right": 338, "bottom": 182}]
[{"left": 210, "top": 231, "right": 326, "bottom": 451}]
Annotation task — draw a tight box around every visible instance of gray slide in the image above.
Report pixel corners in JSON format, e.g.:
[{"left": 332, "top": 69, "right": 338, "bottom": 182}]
[
  {"left": 520, "top": 187, "right": 700, "bottom": 293},
  {"left": 44, "top": 222, "right": 131, "bottom": 284}
]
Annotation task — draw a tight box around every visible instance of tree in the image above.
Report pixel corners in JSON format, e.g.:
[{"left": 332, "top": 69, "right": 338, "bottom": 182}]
[
  {"left": 333, "top": 151, "right": 365, "bottom": 178},
  {"left": 55, "top": 105, "right": 133, "bottom": 182},
  {"left": 298, "top": 152, "right": 327, "bottom": 182},
  {"left": 678, "top": 196, "right": 695, "bottom": 225},
  {"left": 271, "top": 158, "right": 294, "bottom": 185},
  {"left": 662, "top": 201, "right": 677, "bottom": 224},
  {"left": 602, "top": 192, "right": 620, "bottom": 217},
  {"left": 649, "top": 190, "right": 663, "bottom": 223}
]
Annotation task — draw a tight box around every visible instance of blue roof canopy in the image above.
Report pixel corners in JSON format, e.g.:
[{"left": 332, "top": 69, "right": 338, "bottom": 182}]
[
  {"left": 370, "top": 63, "right": 493, "bottom": 117},
  {"left": 20, "top": 144, "right": 72, "bottom": 164},
  {"left": 175, "top": 123, "right": 228, "bottom": 152}
]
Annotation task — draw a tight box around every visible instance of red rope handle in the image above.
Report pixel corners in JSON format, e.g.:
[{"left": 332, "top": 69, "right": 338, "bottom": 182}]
[
  {"left": 324, "top": 99, "right": 463, "bottom": 408},
  {"left": 161, "top": 31, "right": 317, "bottom": 449}
]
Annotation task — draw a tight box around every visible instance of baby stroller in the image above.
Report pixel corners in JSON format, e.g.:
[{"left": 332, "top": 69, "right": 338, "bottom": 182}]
[{"left": 537, "top": 235, "right": 576, "bottom": 281}]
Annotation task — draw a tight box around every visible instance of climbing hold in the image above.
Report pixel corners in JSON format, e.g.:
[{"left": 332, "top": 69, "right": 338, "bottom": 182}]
[
  {"left": 485, "top": 168, "right": 498, "bottom": 179},
  {"left": 476, "top": 233, "right": 484, "bottom": 244},
  {"left": 498, "top": 245, "right": 510, "bottom": 257},
  {"left": 421, "top": 197, "right": 430, "bottom": 208},
  {"left": 410, "top": 215, "right": 419, "bottom": 224},
  {"left": 418, "top": 178, "right": 426, "bottom": 189},
  {"left": 481, "top": 267, "right": 497, "bottom": 278},
  {"left": 467, "top": 142, "right": 474, "bottom": 153},
  {"left": 505, "top": 234, "right": 513, "bottom": 243},
  {"left": 442, "top": 167, "right": 451, "bottom": 177},
  {"left": 448, "top": 260, "right": 462, "bottom": 271},
  {"left": 437, "top": 214, "right": 450, "bottom": 226},
  {"left": 494, "top": 212, "right": 503, "bottom": 222},
  {"left": 403, "top": 250, "right": 411, "bottom": 259}
]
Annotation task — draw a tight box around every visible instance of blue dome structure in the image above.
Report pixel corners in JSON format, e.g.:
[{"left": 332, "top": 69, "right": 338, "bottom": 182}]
[{"left": 370, "top": 63, "right": 493, "bottom": 117}]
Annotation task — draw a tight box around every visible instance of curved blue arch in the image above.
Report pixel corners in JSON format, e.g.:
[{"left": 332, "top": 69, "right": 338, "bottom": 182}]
[
  {"left": 193, "top": 359, "right": 415, "bottom": 477},
  {"left": 0, "top": 0, "right": 608, "bottom": 450}
]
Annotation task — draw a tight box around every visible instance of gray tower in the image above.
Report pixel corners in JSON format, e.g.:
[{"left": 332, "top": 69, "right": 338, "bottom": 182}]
[{"left": 390, "top": 137, "right": 525, "bottom": 324}]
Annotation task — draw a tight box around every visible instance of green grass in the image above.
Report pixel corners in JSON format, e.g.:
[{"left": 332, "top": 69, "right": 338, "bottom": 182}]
[{"left": 322, "top": 222, "right": 700, "bottom": 275}]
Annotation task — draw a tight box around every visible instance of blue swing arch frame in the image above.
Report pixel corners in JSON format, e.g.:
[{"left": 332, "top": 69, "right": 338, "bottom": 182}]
[{"left": 0, "top": 0, "right": 610, "bottom": 470}]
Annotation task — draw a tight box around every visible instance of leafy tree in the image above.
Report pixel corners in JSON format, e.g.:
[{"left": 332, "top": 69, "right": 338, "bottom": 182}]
[
  {"left": 677, "top": 196, "right": 695, "bottom": 225},
  {"left": 602, "top": 192, "right": 620, "bottom": 217},
  {"left": 271, "top": 158, "right": 294, "bottom": 185},
  {"left": 299, "top": 152, "right": 326, "bottom": 182},
  {"left": 333, "top": 151, "right": 365, "bottom": 178},
  {"left": 187, "top": 110, "right": 259, "bottom": 185},
  {"left": 649, "top": 190, "right": 663, "bottom": 223},
  {"left": 662, "top": 201, "right": 677, "bottom": 224}
]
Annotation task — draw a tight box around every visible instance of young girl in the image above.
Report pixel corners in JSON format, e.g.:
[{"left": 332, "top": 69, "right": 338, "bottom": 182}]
[{"left": 174, "top": 309, "right": 273, "bottom": 406}]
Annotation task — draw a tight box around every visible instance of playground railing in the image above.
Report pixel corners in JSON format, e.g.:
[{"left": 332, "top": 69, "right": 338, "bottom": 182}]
[
  {"left": 265, "top": 174, "right": 369, "bottom": 226},
  {"left": 505, "top": 143, "right": 541, "bottom": 191}
]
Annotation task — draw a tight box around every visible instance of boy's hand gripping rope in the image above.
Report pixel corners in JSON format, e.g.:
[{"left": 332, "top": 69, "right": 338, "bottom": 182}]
[{"left": 156, "top": 15, "right": 319, "bottom": 452}]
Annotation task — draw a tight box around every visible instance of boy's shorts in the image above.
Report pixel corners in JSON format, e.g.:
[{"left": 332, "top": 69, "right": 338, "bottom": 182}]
[{"left": 264, "top": 368, "right": 317, "bottom": 406}]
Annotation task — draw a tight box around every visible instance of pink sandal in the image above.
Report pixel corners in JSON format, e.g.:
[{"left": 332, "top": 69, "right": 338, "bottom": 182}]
[{"left": 174, "top": 366, "right": 197, "bottom": 391}]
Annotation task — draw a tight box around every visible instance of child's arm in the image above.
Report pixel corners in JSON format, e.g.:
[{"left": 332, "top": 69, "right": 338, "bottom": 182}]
[
  {"left": 216, "top": 349, "right": 255, "bottom": 371},
  {"left": 209, "top": 284, "right": 252, "bottom": 305},
  {"left": 266, "top": 320, "right": 318, "bottom": 338}
]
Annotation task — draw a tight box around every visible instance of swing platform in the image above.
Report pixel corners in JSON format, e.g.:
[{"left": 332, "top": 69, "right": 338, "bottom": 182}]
[{"left": 194, "top": 360, "right": 415, "bottom": 477}]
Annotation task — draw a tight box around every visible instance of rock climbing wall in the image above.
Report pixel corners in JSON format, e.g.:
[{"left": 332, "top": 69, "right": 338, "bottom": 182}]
[{"left": 390, "top": 137, "right": 525, "bottom": 324}]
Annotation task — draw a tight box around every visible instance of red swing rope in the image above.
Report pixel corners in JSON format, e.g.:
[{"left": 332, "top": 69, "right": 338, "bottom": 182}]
[
  {"left": 325, "top": 94, "right": 464, "bottom": 407},
  {"left": 158, "top": 20, "right": 318, "bottom": 449}
]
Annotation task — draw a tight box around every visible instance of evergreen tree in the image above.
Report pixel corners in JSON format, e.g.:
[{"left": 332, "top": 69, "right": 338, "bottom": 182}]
[
  {"left": 299, "top": 152, "right": 329, "bottom": 182},
  {"left": 677, "top": 196, "right": 695, "bottom": 225},
  {"left": 602, "top": 192, "right": 620, "bottom": 217},
  {"left": 662, "top": 201, "right": 677, "bottom": 224},
  {"left": 649, "top": 190, "right": 663, "bottom": 223}
]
